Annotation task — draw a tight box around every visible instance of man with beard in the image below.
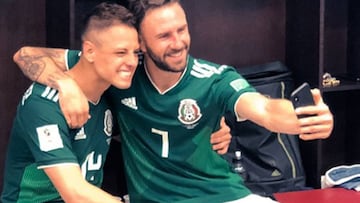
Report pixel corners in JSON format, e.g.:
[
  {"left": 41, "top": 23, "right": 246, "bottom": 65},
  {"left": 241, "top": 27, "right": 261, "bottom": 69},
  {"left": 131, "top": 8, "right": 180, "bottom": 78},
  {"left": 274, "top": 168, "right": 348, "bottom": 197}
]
[{"left": 13, "top": 1, "right": 333, "bottom": 202}]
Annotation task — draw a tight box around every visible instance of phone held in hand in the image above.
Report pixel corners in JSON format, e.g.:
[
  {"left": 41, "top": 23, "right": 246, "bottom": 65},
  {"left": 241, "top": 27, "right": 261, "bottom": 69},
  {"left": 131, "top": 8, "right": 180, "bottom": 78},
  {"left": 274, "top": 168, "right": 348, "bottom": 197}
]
[{"left": 290, "top": 82, "right": 315, "bottom": 109}]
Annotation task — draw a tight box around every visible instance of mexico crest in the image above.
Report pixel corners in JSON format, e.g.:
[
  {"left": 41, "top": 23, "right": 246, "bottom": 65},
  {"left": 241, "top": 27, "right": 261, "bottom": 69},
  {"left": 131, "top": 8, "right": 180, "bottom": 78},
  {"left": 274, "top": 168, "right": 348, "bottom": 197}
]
[
  {"left": 103, "top": 109, "right": 113, "bottom": 137},
  {"left": 177, "top": 99, "right": 202, "bottom": 125}
]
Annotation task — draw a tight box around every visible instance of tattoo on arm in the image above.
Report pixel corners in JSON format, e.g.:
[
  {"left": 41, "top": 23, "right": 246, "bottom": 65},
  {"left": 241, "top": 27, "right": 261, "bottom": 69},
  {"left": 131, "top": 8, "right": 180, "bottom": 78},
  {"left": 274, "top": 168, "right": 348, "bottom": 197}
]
[
  {"left": 17, "top": 48, "right": 47, "bottom": 81},
  {"left": 16, "top": 48, "right": 68, "bottom": 88}
]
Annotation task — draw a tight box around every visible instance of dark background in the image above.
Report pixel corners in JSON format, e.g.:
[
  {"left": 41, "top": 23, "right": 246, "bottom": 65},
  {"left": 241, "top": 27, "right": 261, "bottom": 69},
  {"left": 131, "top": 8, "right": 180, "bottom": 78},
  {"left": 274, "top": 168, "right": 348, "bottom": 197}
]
[{"left": 1, "top": 0, "right": 360, "bottom": 196}]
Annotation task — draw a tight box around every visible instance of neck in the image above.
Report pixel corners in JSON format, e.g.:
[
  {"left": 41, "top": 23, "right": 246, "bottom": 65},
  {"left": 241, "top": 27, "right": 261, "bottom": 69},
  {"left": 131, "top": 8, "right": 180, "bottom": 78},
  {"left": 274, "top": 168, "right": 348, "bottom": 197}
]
[
  {"left": 67, "top": 59, "right": 110, "bottom": 104},
  {"left": 144, "top": 57, "right": 184, "bottom": 93}
]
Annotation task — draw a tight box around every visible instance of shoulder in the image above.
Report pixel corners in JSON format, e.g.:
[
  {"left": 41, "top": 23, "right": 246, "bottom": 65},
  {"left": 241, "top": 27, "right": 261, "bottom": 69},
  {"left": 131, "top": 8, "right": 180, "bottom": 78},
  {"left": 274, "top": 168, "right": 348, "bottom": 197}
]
[
  {"left": 66, "top": 49, "right": 81, "bottom": 69},
  {"left": 14, "top": 85, "right": 67, "bottom": 141},
  {"left": 187, "top": 56, "right": 256, "bottom": 93},
  {"left": 21, "top": 83, "right": 60, "bottom": 105},
  {"left": 18, "top": 83, "right": 62, "bottom": 122},
  {"left": 187, "top": 55, "right": 239, "bottom": 79}
]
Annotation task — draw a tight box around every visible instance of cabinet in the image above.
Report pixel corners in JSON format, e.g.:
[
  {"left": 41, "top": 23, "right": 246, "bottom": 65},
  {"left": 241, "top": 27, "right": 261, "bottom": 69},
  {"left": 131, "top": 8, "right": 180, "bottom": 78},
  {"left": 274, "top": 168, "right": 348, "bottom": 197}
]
[
  {"left": 287, "top": 0, "right": 360, "bottom": 91},
  {"left": 286, "top": 0, "right": 360, "bottom": 188}
]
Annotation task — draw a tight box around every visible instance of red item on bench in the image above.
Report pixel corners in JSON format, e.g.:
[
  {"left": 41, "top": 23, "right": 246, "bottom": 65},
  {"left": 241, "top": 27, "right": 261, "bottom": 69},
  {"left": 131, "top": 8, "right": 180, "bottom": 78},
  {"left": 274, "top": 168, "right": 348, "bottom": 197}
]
[{"left": 274, "top": 188, "right": 360, "bottom": 203}]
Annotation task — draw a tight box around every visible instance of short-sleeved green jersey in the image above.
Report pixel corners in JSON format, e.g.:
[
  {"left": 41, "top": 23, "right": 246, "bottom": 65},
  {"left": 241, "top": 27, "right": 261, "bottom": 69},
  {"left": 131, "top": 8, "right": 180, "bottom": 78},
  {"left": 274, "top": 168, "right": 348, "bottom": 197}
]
[
  {"left": 63, "top": 51, "right": 256, "bottom": 203},
  {"left": 1, "top": 50, "right": 113, "bottom": 203},
  {"left": 108, "top": 55, "right": 256, "bottom": 203}
]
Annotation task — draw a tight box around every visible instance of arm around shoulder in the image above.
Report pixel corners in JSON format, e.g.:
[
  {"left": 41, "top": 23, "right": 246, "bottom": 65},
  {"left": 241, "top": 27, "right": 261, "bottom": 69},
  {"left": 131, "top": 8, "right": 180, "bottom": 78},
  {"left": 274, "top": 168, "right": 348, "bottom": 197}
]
[
  {"left": 13, "top": 46, "right": 90, "bottom": 128},
  {"left": 13, "top": 46, "right": 68, "bottom": 87}
]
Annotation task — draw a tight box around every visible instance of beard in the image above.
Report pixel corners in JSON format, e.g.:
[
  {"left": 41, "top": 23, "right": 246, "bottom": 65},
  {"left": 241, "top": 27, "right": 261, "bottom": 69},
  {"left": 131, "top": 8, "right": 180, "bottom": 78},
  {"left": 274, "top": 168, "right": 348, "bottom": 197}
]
[{"left": 145, "top": 45, "right": 188, "bottom": 73}]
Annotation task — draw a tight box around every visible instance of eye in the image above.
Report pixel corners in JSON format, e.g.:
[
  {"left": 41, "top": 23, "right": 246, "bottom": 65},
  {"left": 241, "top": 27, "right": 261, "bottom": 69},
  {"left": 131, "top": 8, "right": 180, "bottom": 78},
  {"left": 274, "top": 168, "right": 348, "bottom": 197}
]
[
  {"left": 158, "top": 33, "right": 170, "bottom": 39},
  {"left": 178, "top": 27, "right": 185, "bottom": 33},
  {"left": 115, "top": 51, "right": 126, "bottom": 56},
  {"left": 178, "top": 25, "right": 187, "bottom": 34}
]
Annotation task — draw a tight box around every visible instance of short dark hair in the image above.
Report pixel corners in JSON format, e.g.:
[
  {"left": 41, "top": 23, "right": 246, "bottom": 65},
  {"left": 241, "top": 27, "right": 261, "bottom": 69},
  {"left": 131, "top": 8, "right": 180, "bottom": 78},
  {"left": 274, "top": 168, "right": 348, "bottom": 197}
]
[
  {"left": 81, "top": 2, "right": 136, "bottom": 40},
  {"left": 128, "top": 0, "right": 181, "bottom": 30}
]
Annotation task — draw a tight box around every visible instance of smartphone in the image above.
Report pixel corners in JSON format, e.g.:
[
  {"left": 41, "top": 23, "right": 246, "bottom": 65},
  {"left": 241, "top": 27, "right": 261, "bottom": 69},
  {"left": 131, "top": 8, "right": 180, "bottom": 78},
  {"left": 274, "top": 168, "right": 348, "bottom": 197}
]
[{"left": 290, "top": 82, "right": 315, "bottom": 109}]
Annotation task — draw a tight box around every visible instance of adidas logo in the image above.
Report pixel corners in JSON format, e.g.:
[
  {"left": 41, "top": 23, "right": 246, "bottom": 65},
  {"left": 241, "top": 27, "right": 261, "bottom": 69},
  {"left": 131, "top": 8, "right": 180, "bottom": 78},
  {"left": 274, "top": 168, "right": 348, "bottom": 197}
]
[
  {"left": 121, "top": 97, "right": 138, "bottom": 110},
  {"left": 271, "top": 169, "right": 281, "bottom": 177},
  {"left": 74, "top": 127, "right": 86, "bottom": 140}
]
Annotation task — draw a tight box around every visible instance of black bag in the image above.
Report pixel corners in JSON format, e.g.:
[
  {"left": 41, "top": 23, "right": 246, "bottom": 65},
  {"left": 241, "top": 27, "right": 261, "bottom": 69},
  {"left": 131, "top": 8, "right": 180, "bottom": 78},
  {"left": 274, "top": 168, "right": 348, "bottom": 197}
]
[{"left": 224, "top": 61, "right": 308, "bottom": 197}]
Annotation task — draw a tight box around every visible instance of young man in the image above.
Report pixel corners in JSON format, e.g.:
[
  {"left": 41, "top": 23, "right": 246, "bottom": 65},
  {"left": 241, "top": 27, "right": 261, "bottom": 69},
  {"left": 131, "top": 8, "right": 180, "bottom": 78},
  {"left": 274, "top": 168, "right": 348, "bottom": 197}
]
[
  {"left": 1, "top": 3, "right": 139, "bottom": 203},
  {"left": 13, "top": 1, "right": 334, "bottom": 202}
]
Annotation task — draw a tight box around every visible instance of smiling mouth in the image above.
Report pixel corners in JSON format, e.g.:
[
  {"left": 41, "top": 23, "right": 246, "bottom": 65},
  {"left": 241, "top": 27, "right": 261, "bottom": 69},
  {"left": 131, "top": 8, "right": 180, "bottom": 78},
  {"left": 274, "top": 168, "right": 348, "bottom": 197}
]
[
  {"left": 169, "top": 50, "right": 182, "bottom": 57},
  {"left": 167, "top": 49, "right": 186, "bottom": 61},
  {"left": 117, "top": 70, "right": 133, "bottom": 78}
]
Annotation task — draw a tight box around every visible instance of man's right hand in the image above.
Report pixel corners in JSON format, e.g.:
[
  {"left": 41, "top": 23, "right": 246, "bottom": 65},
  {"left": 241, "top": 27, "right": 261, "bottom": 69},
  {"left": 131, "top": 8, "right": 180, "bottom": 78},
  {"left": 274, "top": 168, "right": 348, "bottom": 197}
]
[{"left": 58, "top": 76, "right": 90, "bottom": 128}]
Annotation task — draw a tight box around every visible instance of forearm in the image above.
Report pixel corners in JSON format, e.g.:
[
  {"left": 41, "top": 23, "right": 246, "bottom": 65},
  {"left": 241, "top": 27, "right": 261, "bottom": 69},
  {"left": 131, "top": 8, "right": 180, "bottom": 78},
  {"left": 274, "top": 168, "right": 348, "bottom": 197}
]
[
  {"left": 45, "top": 166, "right": 123, "bottom": 203},
  {"left": 262, "top": 98, "right": 300, "bottom": 134},
  {"left": 237, "top": 91, "right": 333, "bottom": 139},
  {"left": 237, "top": 93, "right": 300, "bottom": 134},
  {"left": 13, "top": 46, "right": 68, "bottom": 88},
  {"left": 65, "top": 181, "right": 123, "bottom": 203},
  {"left": 14, "top": 47, "right": 89, "bottom": 128}
]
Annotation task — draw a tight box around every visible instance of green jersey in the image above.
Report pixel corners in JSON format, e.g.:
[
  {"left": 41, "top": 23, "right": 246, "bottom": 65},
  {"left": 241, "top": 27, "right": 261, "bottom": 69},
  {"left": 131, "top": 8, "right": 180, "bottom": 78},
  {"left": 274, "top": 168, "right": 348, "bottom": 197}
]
[
  {"left": 61, "top": 51, "right": 256, "bottom": 203},
  {"left": 1, "top": 50, "right": 113, "bottom": 203},
  {"left": 108, "top": 55, "right": 256, "bottom": 203}
]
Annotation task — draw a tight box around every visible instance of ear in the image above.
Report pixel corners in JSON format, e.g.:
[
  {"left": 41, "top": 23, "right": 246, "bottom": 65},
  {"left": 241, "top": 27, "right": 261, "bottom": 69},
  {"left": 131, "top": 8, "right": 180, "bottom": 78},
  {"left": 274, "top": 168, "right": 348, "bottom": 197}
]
[
  {"left": 139, "top": 35, "right": 146, "bottom": 53},
  {"left": 82, "top": 40, "right": 95, "bottom": 63}
]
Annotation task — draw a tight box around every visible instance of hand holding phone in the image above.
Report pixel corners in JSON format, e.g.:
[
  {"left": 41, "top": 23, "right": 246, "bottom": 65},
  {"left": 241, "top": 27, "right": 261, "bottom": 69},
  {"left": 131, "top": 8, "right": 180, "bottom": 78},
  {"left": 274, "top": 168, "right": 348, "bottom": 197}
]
[{"left": 290, "top": 82, "right": 315, "bottom": 117}]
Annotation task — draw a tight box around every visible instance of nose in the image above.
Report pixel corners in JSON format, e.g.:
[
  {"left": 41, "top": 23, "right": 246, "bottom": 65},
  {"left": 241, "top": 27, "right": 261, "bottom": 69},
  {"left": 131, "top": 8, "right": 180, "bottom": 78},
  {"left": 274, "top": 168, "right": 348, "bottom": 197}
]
[
  {"left": 170, "top": 33, "right": 183, "bottom": 49},
  {"left": 126, "top": 52, "right": 139, "bottom": 68}
]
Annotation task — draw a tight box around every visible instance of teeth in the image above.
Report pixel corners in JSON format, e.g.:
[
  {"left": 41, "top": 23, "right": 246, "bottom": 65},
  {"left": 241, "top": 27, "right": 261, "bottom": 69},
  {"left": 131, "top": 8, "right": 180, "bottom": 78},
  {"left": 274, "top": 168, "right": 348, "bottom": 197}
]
[
  {"left": 118, "top": 71, "right": 132, "bottom": 77},
  {"left": 169, "top": 50, "right": 182, "bottom": 57}
]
